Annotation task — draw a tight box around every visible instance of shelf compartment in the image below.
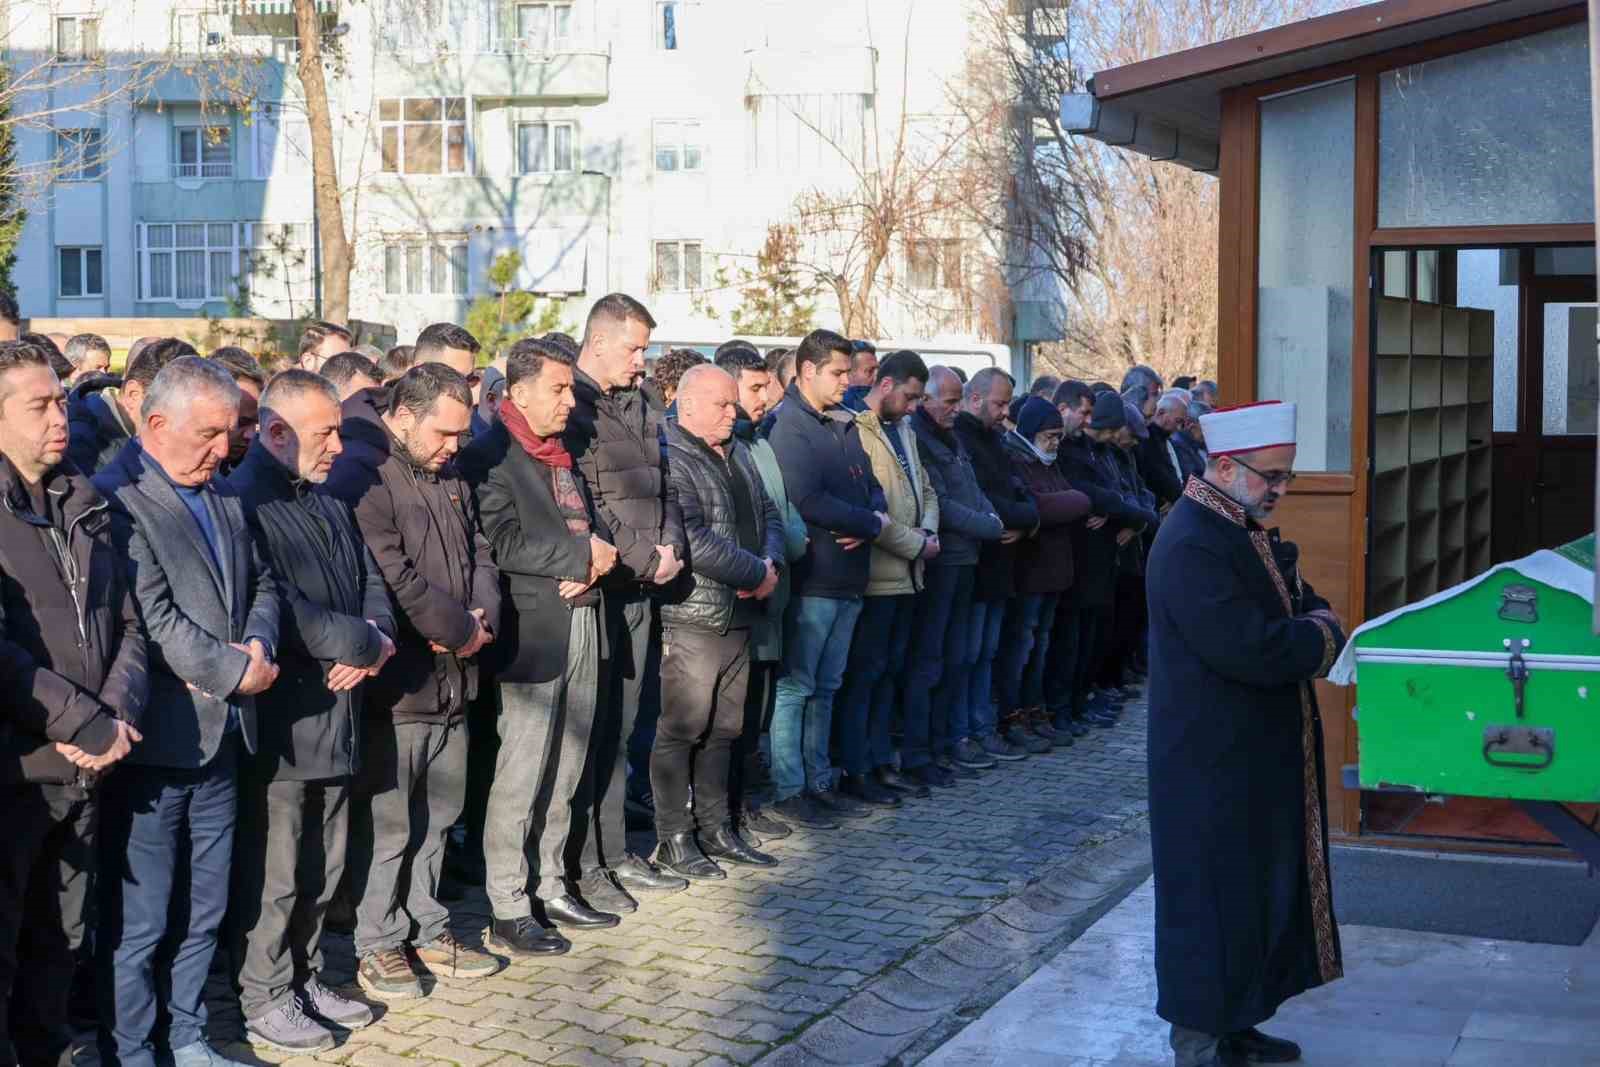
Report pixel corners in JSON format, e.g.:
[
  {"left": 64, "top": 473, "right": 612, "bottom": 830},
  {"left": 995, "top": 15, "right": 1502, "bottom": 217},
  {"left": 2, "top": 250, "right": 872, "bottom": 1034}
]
[
  {"left": 1468, "top": 501, "right": 1492, "bottom": 543},
  {"left": 1410, "top": 408, "right": 1441, "bottom": 462},
  {"left": 1375, "top": 412, "right": 1410, "bottom": 472},
  {"left": 1440, "top": 405, "right": 1468, "bottom": 455},
  {"left": 1442, "top": 361, "right": 1469, "bottom": 406},
  {"left": 1467, "top": 357, "right": 1493, "bottom": 403},
  {"left": 1411, "top": 302, "right": 1443, "bottom": 356},
  {"left": 1440, "top": 452, "right": 1467, "bottom": 504},
  {"left": 1467, "top": 403, "right": 1492, "bottom": 449},
  {"left": 1372, "top": 524, "right": 1409, "bottom": 592},
  {"left": 1442, "top": 500, "right": 1467, "bottom": 551},
  {"left": 1408, "top": 459, "right": 1441, "bottom": 517},
  {"left": 1376, "top": 296, "right": 1413, "bottom": 356},
  {"left": 1468, "top": 308, "right": 1495, "bottom": 357},
  {"left": 1467, "top": 448, "right": 1491, "bottom": 496},
  {"left": 1376, "top": 356, "right": 1411, "bottom": 415},
  {"left": 1442, "top": 306, "right": 1471, "bottom": 357},
  {"left": 1410, "top": 356, "right": 1442, "bottom": 408},
  {"left": 1373, "top": 467, "right": 1409, "bottom": 535}
]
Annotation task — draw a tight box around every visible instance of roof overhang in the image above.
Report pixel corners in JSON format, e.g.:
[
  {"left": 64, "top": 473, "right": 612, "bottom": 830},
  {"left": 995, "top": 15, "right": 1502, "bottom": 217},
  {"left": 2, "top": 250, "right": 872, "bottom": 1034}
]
[{"left": 1063, "top": 0, "right": 1585, "bottom": 169}]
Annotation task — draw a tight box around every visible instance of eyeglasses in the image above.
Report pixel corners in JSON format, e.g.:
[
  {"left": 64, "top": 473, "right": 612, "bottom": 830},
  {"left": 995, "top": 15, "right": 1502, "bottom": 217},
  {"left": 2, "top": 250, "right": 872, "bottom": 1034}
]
[{"left": 1231, "top": 457, "right": 1296, "bottom": 488}]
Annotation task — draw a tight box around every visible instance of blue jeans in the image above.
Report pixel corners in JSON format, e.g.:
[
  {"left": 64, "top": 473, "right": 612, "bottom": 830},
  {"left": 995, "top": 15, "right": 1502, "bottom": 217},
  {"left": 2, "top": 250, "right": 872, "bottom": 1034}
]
[
  {"left": 997, "top": 593, "right": 1060, "bottom": 714},
  {"left": 99, "top": 744, "right": 238, "bottom": 1067},
  {"left": 834, "top": 594, "right": 915, "bottom": 776},
  {"left": 772, "top": 595, "right": 864, "bottom": 800},
  {"left": 902, "top": 566, "right": 967, "bottom": 769},
  {"left": 961, "top": 598, "right": 1007, "bottom": 741}
]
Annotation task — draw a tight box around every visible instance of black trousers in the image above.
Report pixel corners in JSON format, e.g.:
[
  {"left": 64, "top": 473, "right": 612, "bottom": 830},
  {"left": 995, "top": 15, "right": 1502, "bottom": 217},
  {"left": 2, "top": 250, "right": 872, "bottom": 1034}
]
[
  {"left": 570, "top": 595, "right": 650, "bottom": 876},
  {"left": 1043, "top": 590, "right": 1083, "bottom": 720},
  {"left": 1073, "top": 603, "right": 1105, "bottom": 708},
  {"left": 730, "top": 659, "right": 778, "bottom": 818},
  {"left": 650, "top": 626, "right": 752, "bottom": 837},
  {"left": 230, "top": 774, "right": 349, "bottom": 1019},
  {"left": 0, "top": 783, "right": 94, "bottom": 1067}
]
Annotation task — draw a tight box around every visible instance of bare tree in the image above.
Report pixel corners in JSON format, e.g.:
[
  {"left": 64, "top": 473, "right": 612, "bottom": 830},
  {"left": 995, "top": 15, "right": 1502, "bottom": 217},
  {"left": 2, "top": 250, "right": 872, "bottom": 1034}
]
[{"left": 294, "top": 0, "right": 353, "bottom": 324}]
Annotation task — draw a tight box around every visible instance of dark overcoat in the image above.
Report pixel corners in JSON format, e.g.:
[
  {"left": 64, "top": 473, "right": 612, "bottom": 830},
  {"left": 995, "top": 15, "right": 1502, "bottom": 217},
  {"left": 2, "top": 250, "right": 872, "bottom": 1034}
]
[{"left": 1145, "top": 476, "right": 1347, "bottom": 1035}]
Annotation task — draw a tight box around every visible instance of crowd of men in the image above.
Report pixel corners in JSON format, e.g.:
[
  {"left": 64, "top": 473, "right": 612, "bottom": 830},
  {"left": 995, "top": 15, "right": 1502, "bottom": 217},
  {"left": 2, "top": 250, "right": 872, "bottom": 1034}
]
[{"left": 0, "top": 289, "right": 1217, "bottom": 1067}]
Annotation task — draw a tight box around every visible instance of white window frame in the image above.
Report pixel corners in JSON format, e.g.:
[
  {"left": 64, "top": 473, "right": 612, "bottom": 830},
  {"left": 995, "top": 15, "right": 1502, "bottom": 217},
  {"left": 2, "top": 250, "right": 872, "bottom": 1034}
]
[
  {"left": 382, "top": 236, "right": 470, "bottom": 297},
  {"left": 54, "top": 15, "right": 101, "bottom": 62},
  {"left": 54, "top": 128, "right": 105, "bottom": 182},
  {"left": 516, "top": 120, "right": 577, "bottom": 175},
  {"left": 652, "top": 239, "right": 703, "bottom": 292},
  {"left": 173, "top": 124, "right": 233, "bottom": 180},
  {"left": 655, "top": 0, "right": 695, "bottom": 51},
  {"left": 252, "top": 104, "right": 309, "bottom": 180},
  {"left": 652, "top": 119, "right": 704, "bottom": 173},
  {"left": 58, "top": 246, "right": 103, "bottom": 298},
  {"left": 908, "top": 238, "right": 964, "bottom": 291},
  {"left": 513, "top": 1, "right": 574, "bottom": 52},
  {"left": 379, "top": 97, "right": 470, "bottom": 176},
  {"left": 136, "top": 222, "right": 245, "bottom": 306}
]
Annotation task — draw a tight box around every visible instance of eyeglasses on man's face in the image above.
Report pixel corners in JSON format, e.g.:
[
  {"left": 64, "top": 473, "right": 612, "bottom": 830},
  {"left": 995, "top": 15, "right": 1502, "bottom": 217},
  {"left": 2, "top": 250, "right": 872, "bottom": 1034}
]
[{"left": 1232, "top": 457, "right": 1295, "bottom": 488}]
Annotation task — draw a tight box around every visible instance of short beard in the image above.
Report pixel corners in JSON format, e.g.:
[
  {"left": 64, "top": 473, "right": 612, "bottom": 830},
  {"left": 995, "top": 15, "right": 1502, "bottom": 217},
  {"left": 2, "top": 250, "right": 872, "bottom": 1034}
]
[
  {"left": 1219, "top": 467, "right": 1273, "bottom": 521},
  {"left": 392, "top": 427, "right": 436, "bottom": 473}
]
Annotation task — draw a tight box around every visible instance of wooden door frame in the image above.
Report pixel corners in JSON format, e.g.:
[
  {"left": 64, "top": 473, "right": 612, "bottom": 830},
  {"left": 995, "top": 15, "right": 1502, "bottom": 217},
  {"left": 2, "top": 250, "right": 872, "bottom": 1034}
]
[{"left": 1517, "top": 271, "right": 1599, "bottom": 552}]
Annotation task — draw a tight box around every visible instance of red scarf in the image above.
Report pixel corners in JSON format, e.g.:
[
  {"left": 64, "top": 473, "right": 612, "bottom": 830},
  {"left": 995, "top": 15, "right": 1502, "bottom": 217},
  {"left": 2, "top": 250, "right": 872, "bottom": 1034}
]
[{"left": 501, "top": 399, "right": 573, "bottom": 469}]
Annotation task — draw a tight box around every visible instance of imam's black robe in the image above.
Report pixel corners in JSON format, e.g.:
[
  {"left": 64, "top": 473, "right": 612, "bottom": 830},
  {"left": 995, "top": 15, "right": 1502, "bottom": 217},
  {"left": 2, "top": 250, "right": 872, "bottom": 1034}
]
[{"left": 1145, "top": 477, "right": 1347, "bottom": 1035}]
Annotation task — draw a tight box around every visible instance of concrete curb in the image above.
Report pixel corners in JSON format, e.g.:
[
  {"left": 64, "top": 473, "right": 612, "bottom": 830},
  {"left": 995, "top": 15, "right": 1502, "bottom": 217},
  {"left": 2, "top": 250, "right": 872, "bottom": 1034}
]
[{"left": 752, "top": 822, "right": 1155, "bottom": 1066}]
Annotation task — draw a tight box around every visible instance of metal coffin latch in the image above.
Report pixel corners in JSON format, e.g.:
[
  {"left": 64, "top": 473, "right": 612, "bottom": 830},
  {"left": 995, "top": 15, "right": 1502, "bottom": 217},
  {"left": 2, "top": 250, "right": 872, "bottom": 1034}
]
[
  {"left": 1499, "top": 584, "right": 1539, "bottom": 623},
  {"left": 1503, "top": 638, "right": 1531, "bottom": 719}
]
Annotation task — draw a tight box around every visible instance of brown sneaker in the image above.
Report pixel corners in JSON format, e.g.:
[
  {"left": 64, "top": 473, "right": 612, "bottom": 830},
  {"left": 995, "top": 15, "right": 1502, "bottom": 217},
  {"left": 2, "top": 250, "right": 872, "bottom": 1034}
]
[
  {"left": 414, "top": 930, "right": 499, "bottom": 979},
  {"left": 356, "top": 948, "right": 422, "bottom": 1001}
]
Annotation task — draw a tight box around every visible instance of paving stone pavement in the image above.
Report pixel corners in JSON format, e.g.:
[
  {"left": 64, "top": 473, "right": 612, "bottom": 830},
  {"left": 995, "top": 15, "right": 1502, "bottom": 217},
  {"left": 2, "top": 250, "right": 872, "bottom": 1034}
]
[{"left": 202, "top": 700, "right": 1151, "bottom": 1067}]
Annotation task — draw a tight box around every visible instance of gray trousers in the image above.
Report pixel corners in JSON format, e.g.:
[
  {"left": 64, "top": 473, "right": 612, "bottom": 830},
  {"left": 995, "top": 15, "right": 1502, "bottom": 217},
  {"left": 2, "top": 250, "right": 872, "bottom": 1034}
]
[
  {"left": 349, "top": 719, "right": 466, "bottom": 957},
  {"left": 486, "top": 607, "right": 600, "bottom": 917},
  {"left": 232, "top": 775, "right": 349, "bottom": 1018},
  {"left": 1170, "top": 1024, "right": 1220, "bottom": 1067}
]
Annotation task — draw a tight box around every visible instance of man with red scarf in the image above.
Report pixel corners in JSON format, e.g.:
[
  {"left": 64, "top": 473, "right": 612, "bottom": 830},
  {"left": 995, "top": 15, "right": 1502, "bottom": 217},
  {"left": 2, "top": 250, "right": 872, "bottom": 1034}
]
[{"left": 459, "top": 338, "right": 622, "bottom": 953}]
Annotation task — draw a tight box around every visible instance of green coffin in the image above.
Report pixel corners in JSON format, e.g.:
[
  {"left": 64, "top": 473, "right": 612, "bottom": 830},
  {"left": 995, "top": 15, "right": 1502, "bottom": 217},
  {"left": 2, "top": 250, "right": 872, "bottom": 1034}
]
[{"left": 1330, "top": 536, "right": 1600, "bottom": 802}]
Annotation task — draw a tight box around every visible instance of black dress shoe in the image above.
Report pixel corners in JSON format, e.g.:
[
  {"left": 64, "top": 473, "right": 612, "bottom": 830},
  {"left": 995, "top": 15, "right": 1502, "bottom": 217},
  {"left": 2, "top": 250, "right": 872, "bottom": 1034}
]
[
  {"left": 875, "top": 766, "right": 930, "bottom": 798},
  {"left": 768, "top": 794, "right": 840, "bottom": 830},
  {"left": 809, "top": 787, "right": 873, "bottom": 819},
  {"left": 539, "top": 893, "right": 621, "bottom": 929},
  {"left": 613, "top": 851, "right": 689, "bottom": 893},
  {"left": 700, "top": 824, "right": 778, "bottom": 867},
  {"left": 742, "top": 804, "right": 791, "bottom": 840},
  {"left": 937, "top": 756, "right": 981, "bottom": 780},
  {"left": 487, "top": 916, "right": 571, "bottom": 957},
  {"left": 576, "top": 869, "right": 638, "bottom": 914},
  {"left": 1223, "top": 1027, "right": 1301, "bottom": 1064},
  {"left": 910, "top": 764, "right": 954, "bottom": 788},
  {"left": 653, "top": 831, "right": 726, "bottom": 881},
  {"left": 840, "top": 773, "right": 901, "bottom": 807}
]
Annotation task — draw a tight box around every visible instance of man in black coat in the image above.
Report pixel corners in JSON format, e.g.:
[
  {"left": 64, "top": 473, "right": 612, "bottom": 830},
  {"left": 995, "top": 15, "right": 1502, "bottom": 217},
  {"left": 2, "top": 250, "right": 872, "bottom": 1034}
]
[
  {"left": 563, "top": 294, "right": 690, "bottom": 908},
  {"left": 94, "top": 357, "right": 281, "bottom": 1067},
  {"left": 325, "top": 364, "right": 501, "bottom": 1001},
  {"left": 0, "top": 340, "right": 147, "bottom": 1067},
  {"left": 650, "top": 366, "right": 784, "bottom": 880},
  {"left": 458, "top": 338, "right": 618, "bottom": 953},
  {"left": 226, "top": 371, "right": 397, "bottom": 1052},
  {"left": 952, "top": 369, "right": 1041, "bottom": 760},
  {"left": 1146, "top": 402, "right": 1345, "bottom": 1067},
  {"left": 65, "top": 338, "right": 192, "bottom": 477}
]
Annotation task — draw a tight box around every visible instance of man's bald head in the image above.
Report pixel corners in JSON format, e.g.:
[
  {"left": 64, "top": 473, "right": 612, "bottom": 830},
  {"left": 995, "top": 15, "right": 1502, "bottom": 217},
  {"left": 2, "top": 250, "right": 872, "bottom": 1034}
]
[{"left": 676, "top": 364, "right": 738, "bottom": 448}]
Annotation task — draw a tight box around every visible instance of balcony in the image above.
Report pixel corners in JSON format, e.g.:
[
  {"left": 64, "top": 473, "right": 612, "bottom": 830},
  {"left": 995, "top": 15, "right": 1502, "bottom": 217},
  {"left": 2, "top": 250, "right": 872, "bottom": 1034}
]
[{"left": 173, "top": 161, "right": 235, "bottom": 180}]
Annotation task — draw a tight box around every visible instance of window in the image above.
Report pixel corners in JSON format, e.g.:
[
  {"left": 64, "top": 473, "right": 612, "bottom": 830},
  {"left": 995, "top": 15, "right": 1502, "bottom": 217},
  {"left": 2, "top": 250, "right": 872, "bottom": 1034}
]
[
  {"left": 516, "top": 121, "right": 575, "bottom": 174},
  {"left": 653, "top": 120, "right": 703, "bottom": 172},
  {"left": 174, "top": 125, "right": 233, "bottom": 179},
  {"left": 653, "top": 240, "right": 702, "bottom": 291},
  {"left": 515, "top": 2, "right": 573, "bottom": 51},
  {"left": 239, "top": 222, "right": 311, "bottom": 300},
  {"left": 656, "top": 0, "right": 691, "bottom": 49},
  {"left": 380, "top": 98, "right": 468, "bottom": 175},
  {"left": 908, "top": 239, "right": 963, "bottom": 290},
  {"left": 138, "top": 222, "right": 244, "bottom": 304},
  {"left": 55, "top": 128, "right": 105, "bottom": 181},
  {"left": 58, "top": 247, "right": 103, "bottom": 298},
  {"left": 55, "top": 16, "right": 101, "bottom": 60},
  {"left": 383, "top": 237, "right": 469, "bottom": 296},
  {"left": 252, "top": 104, "right": 309, "bottom": 179}
]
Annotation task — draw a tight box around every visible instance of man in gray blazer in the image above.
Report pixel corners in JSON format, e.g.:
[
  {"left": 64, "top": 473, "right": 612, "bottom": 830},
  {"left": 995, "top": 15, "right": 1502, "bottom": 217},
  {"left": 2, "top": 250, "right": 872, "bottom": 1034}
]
[{"left": 94, "top": 356, "right": 281, "bottom": 1067}]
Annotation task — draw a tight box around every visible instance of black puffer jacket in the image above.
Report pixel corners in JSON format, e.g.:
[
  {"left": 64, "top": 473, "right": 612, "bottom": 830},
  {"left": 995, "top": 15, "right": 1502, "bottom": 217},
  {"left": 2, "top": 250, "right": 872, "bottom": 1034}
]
[
  {"left": 562, "top": 369, "right": 686, "bottom": 589},
  {"left": 325, "top": 387, "right": 501, "bottom": 723},
  {"left": 955, "top": 412, "right": 1040, "bottom": 602},
  {"left": 1139, "top": 424, "right": 1185, "bottom": 508},
  {"left": 911, "top": 407, "right": 1002, "bottom": 567},
  {"left": 65, "top": 374, "right": 133, "bottom": 477},
  {"left": 228, "top": 443, "right": 396, "bottom": 780},
  {"left": 0, "top": 459, "right": 147, "bottom": 785},
  {"left": 1058, "top": 433, "right": 1159, "bottom": 607},
  {"left": 662, "top": 422, "right": 784, "bottom": 634}
]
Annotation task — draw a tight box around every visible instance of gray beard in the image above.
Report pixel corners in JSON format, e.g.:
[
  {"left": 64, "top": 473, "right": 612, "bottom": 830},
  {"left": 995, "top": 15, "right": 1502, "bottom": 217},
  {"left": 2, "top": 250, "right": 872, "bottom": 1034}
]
[{"left": 1218, "top": 468, "right": 1273, "bottom": 521}]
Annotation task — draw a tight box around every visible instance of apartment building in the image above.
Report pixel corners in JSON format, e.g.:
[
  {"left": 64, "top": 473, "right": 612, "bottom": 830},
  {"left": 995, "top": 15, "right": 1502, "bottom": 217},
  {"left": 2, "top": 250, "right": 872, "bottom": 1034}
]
[{"left": 11, "top": 0, "right": 1056, "bottom": 358}]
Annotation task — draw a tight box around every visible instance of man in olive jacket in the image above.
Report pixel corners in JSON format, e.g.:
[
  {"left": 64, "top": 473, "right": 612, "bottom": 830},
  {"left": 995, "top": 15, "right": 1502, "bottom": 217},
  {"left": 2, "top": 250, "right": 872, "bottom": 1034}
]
[
  {"left": 458, "top": 338, "right": 619, "bottom": 953},
  {"left": 227, "top": 371, "right": 396, "bottom": 1051},
  {"left": 837, "top": 350, "right": 940, "bottom": 804},
  {"left": 0, "top": 340, "right": 146, "bottom": 1067},
  {"left": 325, "top": 363, "right": 501, "bottom": 1000},
  {"left": 650, "top": 366, "right": 784, "bottom": 881}
]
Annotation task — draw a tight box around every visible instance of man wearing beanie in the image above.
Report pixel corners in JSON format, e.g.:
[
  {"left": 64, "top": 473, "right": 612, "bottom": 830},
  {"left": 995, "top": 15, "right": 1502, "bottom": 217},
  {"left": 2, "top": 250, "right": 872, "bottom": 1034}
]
[{"left": 997, "top": 398, "right": 1090, "bottom": 748}]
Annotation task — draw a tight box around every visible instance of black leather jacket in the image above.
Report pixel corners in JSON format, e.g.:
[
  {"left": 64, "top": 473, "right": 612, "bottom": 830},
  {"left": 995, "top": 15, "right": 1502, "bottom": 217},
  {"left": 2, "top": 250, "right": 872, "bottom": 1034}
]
[{"left": 660, "top": 422, "right": 784, "bottom": 634}]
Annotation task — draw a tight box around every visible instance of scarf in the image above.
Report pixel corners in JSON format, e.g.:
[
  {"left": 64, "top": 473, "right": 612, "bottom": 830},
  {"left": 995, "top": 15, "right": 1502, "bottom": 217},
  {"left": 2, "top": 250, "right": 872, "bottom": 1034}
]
[{"left": 501, "top": 398, "right": 573, "bottom": 469}]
